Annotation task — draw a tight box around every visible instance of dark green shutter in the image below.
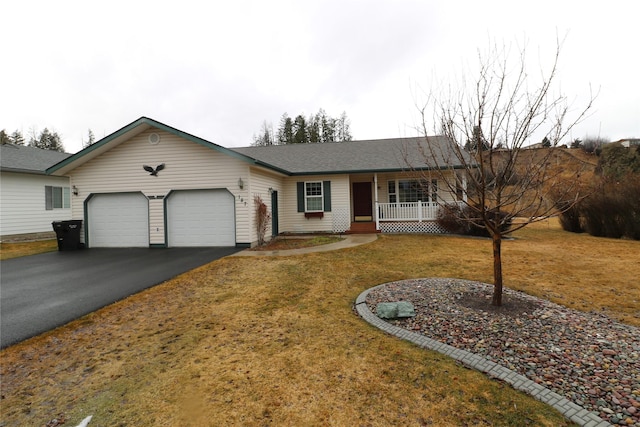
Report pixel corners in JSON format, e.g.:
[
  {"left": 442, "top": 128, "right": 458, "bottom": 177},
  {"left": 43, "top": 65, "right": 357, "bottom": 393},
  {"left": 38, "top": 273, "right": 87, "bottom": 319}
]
[
  {"left": 297, "top": 182, "right": 305, "bottom": 212},
  {"left": 323, "top": 181, "right": 331, "bottom": 212}
]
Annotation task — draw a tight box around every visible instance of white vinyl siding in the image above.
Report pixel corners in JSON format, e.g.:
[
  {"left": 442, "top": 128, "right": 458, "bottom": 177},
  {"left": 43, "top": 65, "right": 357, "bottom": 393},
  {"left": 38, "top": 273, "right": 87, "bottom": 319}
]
[
  {"left": 67, "top": 130, "right": 252, "bottom": 245},
  {"left": 280, "top": 174, "right": 350, "bottom": 234},
  {"left": 148, "top": 198, "right": 165, "bottom": 245},
  {"left": 247, "top": 167, "right": 284, "bottom": 244},
  {"left": 0, "top": 172, "right": 71, "bottom": 236}
]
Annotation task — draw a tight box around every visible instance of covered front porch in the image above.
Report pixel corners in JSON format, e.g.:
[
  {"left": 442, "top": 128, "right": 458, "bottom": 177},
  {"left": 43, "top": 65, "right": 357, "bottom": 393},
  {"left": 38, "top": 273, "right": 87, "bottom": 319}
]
[
  {"left": 348, "top": 172, "right": 467, "bottom": 234},
  {"left": 375, "top": 200, "right": 448, "bottom": 233}
]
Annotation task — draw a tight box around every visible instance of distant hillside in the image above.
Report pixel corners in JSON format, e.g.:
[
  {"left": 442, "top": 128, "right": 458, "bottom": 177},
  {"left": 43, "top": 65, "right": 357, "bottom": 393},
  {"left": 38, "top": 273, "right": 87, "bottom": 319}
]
[
  {"left": 488, "top": 147, "right": 597, "bottom": 180},
  {"left": 521, "top": 147, "right": 597, "bottom": 179},
  {"left": 480, "top": 147, "right": 598, "bottom": 217}
]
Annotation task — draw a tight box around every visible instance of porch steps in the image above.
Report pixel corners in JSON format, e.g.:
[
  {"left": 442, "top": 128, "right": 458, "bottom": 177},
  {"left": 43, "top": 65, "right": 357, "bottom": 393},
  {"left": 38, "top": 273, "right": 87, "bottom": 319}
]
[{"left": 347, "top": 222, "right": 379, "bottom": 234}]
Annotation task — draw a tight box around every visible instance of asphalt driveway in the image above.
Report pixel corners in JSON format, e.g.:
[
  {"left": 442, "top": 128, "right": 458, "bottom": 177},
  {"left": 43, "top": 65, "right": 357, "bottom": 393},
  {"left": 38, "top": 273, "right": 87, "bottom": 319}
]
[{"left": 0, "top": 247, "right": 241, "bottom": 349}]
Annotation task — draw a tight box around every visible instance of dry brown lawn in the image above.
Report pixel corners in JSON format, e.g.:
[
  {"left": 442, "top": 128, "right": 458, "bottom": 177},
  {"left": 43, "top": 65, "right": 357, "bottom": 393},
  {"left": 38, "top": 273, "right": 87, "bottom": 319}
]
[
  {"left": 0, "top": 240, "right": 57, "bottom": 260},
  {"left": 1, "top": 221, "right": 637, "bottom": 426},
  {"left": 250, "top": 235, "right": 344, "bottom": 251},
  {"left": 504, "top": 218, "right": 639, "bottom": 326}
]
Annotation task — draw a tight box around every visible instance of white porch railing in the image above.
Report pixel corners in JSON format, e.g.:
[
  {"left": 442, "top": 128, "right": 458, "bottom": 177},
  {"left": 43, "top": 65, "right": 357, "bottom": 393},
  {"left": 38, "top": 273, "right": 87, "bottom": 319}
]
[
  {"left": 374, "top": 201, "right": 467, "bottom": 232},
  {"left": 376, "top": 201, "right": 442, "bottom": 223}
]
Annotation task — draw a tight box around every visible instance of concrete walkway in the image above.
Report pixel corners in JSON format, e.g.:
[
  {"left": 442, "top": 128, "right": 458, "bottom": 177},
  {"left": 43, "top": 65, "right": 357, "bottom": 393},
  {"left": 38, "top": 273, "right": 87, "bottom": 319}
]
[
  {"left": 231, "top": 234, "right": 378, "bottom": 256},
  {"left": 355, "top": 285, "right": 612, "bottom": 427}
]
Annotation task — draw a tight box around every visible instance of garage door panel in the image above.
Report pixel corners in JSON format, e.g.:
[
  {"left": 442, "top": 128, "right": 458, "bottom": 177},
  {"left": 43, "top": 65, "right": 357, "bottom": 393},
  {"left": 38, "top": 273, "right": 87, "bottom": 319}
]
[
  {"left": 167, "top": 190, "right": 235, "bottom": 247},
  {"left": 88, "top": 193, "right": 149, "bottom": 247}
]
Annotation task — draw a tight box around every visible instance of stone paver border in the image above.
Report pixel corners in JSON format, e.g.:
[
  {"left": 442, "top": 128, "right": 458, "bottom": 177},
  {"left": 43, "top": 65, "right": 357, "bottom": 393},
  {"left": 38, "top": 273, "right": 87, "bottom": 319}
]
[{"left": 355, "top": 284, "right": 612, "bottom": 427}]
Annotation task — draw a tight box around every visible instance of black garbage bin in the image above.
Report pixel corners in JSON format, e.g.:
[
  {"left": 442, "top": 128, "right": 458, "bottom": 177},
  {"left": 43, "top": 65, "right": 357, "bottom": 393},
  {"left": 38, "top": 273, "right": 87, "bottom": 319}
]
[{"left": 52, "top": 220, "right": 83, "bottom": 250}]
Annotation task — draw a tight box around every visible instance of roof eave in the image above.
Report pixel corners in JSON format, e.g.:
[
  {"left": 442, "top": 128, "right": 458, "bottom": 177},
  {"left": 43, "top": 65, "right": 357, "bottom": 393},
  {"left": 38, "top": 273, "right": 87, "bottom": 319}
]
[
  {"left": 252, "top": 160, "right": 292, "bottom": 176},
  {"left": 1, "top": 167, "right": 47, "bottom": 175},
  {"left": 46, "top": 117, "right": 267, "bottom": 175},
  {"left": 286, "top": 164, "right": 471, "bottom": 176}
]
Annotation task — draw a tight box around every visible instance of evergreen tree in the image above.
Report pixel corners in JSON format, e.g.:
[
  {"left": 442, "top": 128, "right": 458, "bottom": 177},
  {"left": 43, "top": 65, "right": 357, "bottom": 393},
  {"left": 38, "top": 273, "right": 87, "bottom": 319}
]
[
  {"left": 542, "top": 136, "right": 551, "bottom": 147},
  {"left": 11, "top": 130, "right": 25, "bottom": 145},
  {"left": 319, "top": 109, "right": 335, "bottom": 143},
  {"left": 277, "top": 114, "right": 294, "bottom": 145},
  {"left": 29, "top": 128, "right": 65, "bottom": 152},
  {"left": 292, "top": 115, "right": 307, "bottom": 144},
  {"left": 269, "top": 109, "right": 352, "bottom": 144},
  {"left": 2, "top": 129, "right": 26, "bottom": 145},
  {"left": 83, "top": 129, "right": 96, "bottom": 148},
  {"left": 308, "top": 113, "right": 321, "bottom": 143},
  {"left": 464, "top": 125, "right": 489, "bottom": 152}
]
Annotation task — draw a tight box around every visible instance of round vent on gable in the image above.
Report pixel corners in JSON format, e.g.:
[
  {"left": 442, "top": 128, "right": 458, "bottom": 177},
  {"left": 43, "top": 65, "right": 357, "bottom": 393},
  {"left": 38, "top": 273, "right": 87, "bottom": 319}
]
[{"left": 148, "top": 133, "right": 161, "bottom": 145}]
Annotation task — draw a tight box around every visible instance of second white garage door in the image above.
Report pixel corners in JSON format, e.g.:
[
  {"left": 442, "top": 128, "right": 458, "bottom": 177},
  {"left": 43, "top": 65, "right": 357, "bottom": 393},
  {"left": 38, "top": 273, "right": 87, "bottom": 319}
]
[
  {"left": 166, "top": 189, "right": 235, "bottom": 247},
  {"left": 87, "top": 192, "right": 149, "bottom": 247}
]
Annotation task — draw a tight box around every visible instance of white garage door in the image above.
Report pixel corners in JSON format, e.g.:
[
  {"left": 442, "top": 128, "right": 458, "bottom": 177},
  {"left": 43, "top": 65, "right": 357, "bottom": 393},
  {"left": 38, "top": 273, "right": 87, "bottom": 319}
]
[
  {"left": 87, "top": 193, "right": 149, "bottom": 247},
  {"left": 167, "top": 189, "right": 235, "bottom": 247}
]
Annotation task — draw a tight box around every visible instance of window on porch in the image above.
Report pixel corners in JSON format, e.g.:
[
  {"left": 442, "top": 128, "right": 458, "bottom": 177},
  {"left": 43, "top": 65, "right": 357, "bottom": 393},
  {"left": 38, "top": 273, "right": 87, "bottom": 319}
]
[{"left": 388, "top": 179, "right": 437, "bottom": 203}]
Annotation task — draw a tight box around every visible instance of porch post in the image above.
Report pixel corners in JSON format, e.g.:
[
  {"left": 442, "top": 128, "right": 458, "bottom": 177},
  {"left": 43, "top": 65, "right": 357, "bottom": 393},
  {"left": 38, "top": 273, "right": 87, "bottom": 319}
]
[
  {"left": 374, "top": 173, "right": 380, "bottom": 230},
  {"left": 462, "top": 174, "right": 468, "bottom": 202},
  {"left": 418, "top": 200, "right": 423, "bottom": 222}
]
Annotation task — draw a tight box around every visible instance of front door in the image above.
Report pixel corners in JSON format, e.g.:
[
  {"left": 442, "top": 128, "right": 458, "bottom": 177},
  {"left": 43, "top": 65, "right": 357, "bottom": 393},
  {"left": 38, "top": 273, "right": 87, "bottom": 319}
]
[{"left": 353, "top": 182, "right": 373, "bottom": 221}]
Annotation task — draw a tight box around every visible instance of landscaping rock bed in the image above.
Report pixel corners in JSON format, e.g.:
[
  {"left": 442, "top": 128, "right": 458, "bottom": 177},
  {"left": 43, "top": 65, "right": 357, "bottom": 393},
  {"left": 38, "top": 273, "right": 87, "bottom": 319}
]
[{"left": 366, "top": 278, "right": 640, "bottom": 426}]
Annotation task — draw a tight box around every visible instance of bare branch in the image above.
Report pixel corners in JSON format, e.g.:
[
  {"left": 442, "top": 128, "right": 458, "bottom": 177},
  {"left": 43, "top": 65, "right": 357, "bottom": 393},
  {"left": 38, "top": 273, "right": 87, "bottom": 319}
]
[{"left": 413, "top": 37, "right": 594, "bottom": 306}]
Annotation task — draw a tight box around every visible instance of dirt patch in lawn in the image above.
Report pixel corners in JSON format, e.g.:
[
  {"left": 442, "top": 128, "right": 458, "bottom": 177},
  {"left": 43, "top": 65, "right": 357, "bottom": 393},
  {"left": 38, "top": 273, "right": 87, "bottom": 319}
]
[{"left": 456, "top": 290, "right": 540, "bottom": 317}]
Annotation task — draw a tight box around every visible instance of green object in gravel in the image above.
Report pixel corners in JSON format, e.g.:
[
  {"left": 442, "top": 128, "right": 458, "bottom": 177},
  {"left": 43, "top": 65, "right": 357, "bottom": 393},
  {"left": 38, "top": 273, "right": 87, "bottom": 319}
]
[{"left": 376, "top": 301, "right": 415, "bottom": 319}]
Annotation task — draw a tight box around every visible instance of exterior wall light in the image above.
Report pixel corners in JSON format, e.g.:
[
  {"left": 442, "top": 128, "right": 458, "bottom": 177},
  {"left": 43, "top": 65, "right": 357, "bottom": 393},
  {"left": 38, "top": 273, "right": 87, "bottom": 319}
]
[
  {"left": 238, "top": 178, "right": 244, "bottom": 189},
  {"left": 72, "top": 185, "right": 79, "bottom": 196}
]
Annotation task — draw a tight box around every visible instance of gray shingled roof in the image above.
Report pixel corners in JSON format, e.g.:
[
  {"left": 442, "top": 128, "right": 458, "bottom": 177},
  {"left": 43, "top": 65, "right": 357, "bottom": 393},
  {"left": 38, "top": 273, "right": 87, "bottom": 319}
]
[
  {"left": 1, "top": 144, "right": 72, "bottom": 174},
  {"left": 231, "top": 136, "right": 471, "bottom": 175},
  {"left": 44, "top": 117, "right": 473, "bottom": 177}
]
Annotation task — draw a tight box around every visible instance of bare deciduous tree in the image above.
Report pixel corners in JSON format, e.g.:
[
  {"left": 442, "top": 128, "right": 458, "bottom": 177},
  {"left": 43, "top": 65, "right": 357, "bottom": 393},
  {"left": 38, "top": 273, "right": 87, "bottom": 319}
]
[
  {"left": 253, "top": 121, "right": 276, "bottom": 146},
  {"left": 416, "top": 39, "right": 594, "bottom": 306}
]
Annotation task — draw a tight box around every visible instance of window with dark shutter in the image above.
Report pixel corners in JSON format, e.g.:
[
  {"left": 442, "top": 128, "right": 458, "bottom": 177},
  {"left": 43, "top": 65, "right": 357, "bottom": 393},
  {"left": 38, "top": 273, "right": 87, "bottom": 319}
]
[
  {"left": 297, "top": 182, "right": 305, "bottom": 212},
  {"left": 322, "top": 181, "right": 331, "bottom": 212},
  {"left": 297, "top": 181, "right": 332, "bottom": 213}
]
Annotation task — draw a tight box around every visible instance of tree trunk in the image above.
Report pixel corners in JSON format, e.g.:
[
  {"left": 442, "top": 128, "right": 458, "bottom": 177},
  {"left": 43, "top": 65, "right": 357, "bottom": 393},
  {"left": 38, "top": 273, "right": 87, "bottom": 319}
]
[{"left": 491, "top": 233, "right": 503, "bottom": 306}]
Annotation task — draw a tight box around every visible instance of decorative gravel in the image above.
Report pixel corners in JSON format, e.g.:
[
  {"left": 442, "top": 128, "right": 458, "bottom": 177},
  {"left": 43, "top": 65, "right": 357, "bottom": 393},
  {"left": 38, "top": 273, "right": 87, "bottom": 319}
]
[{"left": 366, "top": 278, "right": 640, "bottom": 426}]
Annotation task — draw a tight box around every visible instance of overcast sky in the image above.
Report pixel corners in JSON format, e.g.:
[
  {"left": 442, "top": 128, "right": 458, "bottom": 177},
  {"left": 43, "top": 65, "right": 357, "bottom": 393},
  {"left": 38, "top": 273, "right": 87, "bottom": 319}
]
[{"left": 2, "top": 0, "right": 638, "bottom": 153}]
